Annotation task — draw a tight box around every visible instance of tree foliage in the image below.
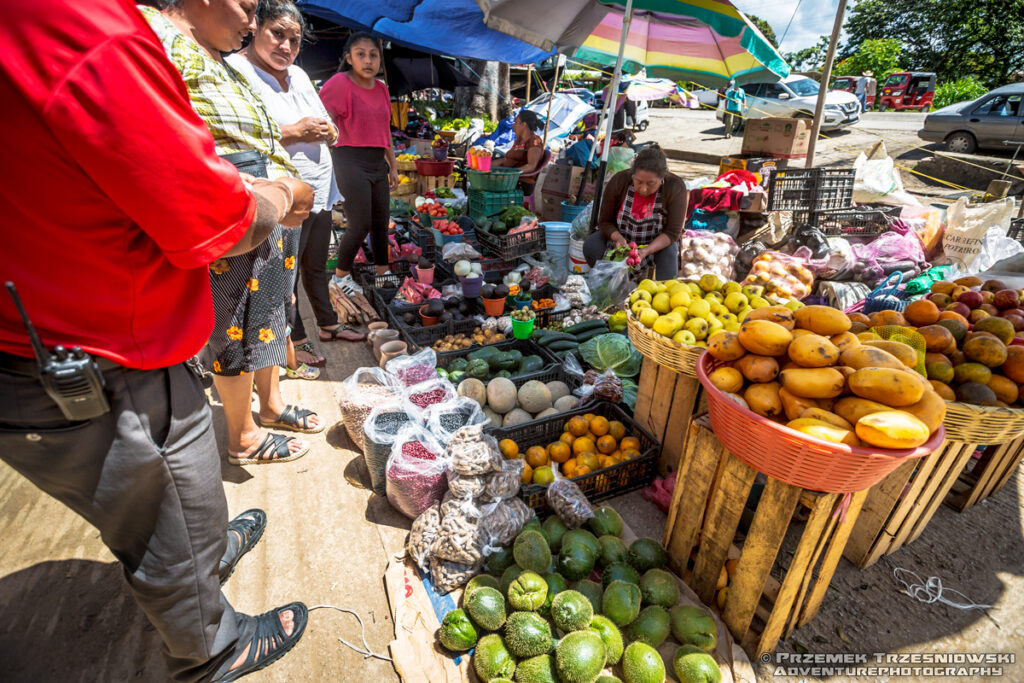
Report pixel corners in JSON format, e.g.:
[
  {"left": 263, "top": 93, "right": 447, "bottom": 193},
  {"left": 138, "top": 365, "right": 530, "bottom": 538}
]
[
  {"left": 783, "top": 36, "right": 829, "bottom": 73},
  {"left": 842, "top": 0, "right": 1024, "bottom": 87},
  {"left": 932, "top": 76, "right": 990, "bottom": 110},
  {"left": 833, "top": 38, "right": 902, "bottom": 82},
  {"left": 746, "top": 14, "right": 778, "bottom": 49}
]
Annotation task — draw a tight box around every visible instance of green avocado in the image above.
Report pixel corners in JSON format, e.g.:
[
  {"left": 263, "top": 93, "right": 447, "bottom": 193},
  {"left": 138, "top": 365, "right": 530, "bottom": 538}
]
[
  {"left": 513, "top": 654, "right": 558, "bottom": 683},
  {"left": 554, "top": 631, "right": 606, "bottom": 683},
  {"left": 673, "top": 644, "right": 722, "bottom": 683},
  {"left": 602, "top": 562, "right": 641, "bottom": 589},
  {"left": 557, "top": 542, "right": 596, "bottom": 582},
  {"left": 588, "top": 614, "right": 624, "bottom": 665},
  {"left": 598, "top": 535, "right": 629, "bottom": 568},
  {"left": 486, "top": 546, "right": 516, "bottom": 574},
  {"left": 572, "top": 579, "right": 603, "bottom": 615},
  {"left": 627, "top": 538, "right": 668, "bottom": 573},
  {"left": 624, "top": 605, "right": 670, "bottom": 648},
  {"left": 602, "top": 580, "right": 641, "bottom": 627},
  {"left": 639, "top": 568, "right": 680, "bottom": 608},
  {"left": 589, "top": 506, "right": 624, "bottom": 537},
  {"left": 514, "top": 530, "right": 553, "bottom": 574}
]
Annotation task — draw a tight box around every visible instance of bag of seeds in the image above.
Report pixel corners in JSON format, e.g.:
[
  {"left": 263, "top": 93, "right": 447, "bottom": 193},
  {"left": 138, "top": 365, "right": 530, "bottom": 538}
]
[
  {"left": 447, "top": 424, "right": 503, "bottom": 477},
  {"left": 428, "top": 556, "right": 480, "bottom": 595},
  {"left": 406, "top": 502, "right": 441, "bottom": 572},
  {"left": 446, "top": 471, "right": 487, "bottom": 499},
  {"left": 385, "top": 347, "right": 438, "bottom": 387},
  {"left": 479, "top": 497, "right": 535, "bottom": 549},
  {"left": 547, "top": 463, "right": 594, "bottom": 528},
  {"left": 432, "top": 499, "right": 486, "bottom": 565},
  {"left": 482, "top": 457, "right": 525, "bottom": 502},
  {"left": 339, "top": 367, "right": 401, "bottom": 451},
  {"left": 401, "top": 377, "right": 456, "bottom": 411},
  {"left": 386, "top": 422, "right": 449, "bottom": 519},
  {"left": 363, "top": 402, "right": 422, "bottom": 496},
  {"left": 422, "top": 396, "right": 487, "bottom": 441}
]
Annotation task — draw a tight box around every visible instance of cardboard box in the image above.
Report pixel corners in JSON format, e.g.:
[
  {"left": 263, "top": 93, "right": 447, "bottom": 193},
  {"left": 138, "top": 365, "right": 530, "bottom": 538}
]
[
  {"left": 718, "top": 156, "right": 789, "bottom": 187},
  {"left": 540, "top": 190, "right": 573, "bottom": 222},
  {"left": 741, "top": 118, "right": 810, "bottom": 159},
  {"left": 542, "top": 162, "right": 586, "bottom": 195}
]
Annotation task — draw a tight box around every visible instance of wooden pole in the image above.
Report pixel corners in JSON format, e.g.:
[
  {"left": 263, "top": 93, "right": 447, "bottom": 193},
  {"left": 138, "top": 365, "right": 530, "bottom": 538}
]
[
  {"left": 526, "top": 64, "right": 532, "bottom": 103},
  {"left": 804, "top": 0, "right": 848, "bottom": 169},
  {"left": 541, "top": 58, "right": 562, "bottom": 148}
]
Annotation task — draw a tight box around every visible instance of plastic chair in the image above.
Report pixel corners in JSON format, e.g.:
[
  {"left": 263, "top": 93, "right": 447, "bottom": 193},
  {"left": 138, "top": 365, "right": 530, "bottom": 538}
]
[{"left": 521, "top": 149, "right": 553, "bottom": 212}]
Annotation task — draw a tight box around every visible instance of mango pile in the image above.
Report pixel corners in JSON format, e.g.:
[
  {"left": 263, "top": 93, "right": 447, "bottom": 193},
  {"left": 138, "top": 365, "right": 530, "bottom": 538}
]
[
  {"left": 706, "top": 305, "right": 946, "bottom": 450},
  {"left": 629, "top": 276, "right": 803, "bottom": 348}
]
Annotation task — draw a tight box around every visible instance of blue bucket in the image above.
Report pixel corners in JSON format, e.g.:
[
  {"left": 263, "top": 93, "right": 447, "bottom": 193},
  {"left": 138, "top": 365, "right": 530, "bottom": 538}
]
[{"left": 561, "top": 201, "right": 588, "bottom": 223}]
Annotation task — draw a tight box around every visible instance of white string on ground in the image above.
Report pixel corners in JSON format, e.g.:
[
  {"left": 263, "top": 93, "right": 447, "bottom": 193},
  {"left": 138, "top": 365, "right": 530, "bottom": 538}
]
[
  {"left": 309, "top": 605, "right": 394, "bottom": 661},
  {"left": 893, "top": 567, "right": 993, "bottom": 611}
]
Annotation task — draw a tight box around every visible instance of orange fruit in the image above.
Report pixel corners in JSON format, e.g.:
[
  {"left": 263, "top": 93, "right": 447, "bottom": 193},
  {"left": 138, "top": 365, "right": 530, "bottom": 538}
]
[
  {"left": 566, "top": 416, "right": 589, "bottom": 437},
  {"left": 578, "top": 451, "right": 601, "bottom": 470},
  {"left": 611, "top": 450, "right": 624, "bottom": 462},
  {"left": 499, "top": 438, "right": 519, "bottom": 459},
  {"left": 599, "top": 455, "right": 617, "bottom": 469},
  {"left": 608, "top": 420, "right": 627, "bottom": 441},
  {"left": 548, "top": 441, "right": 571, "bottom": 463},
  {"left": 716, "top": 587, "right": 728, "bottom": 610},
  {"left": 619, "top": 436, "right": 641, "bottom": 453},
  {"left": 521, "top": 463, "right": 534, "bottom": 485},
  {"left": 584, "top": 413, "right": 596, "bottom": 422},
  {"left": 562, "top": 458, "right": 578, "bottom": 478},
  {"left": 574, "top": 465, "right": 591, "bottom": 477},
  {"left": 559, "top": 431, "right": 575, "bottom": 446},
  {"left": 533, "top": 466, "right": 554, "bottom": 486},
  {"left": 526, "top": 446, "right": 549, "bottom": 468},
  {"left": 572, "top": 436, "right": 596, "bottom": 456},
  {"left": 622, "top": 448, "right": 642, "bottom": 460},
  {"left": 904, "top": 299, "right": 940, "bottom": 327},
  {"left": 596, "top": 434, "right": 618, "bottom": 454},
  {"left": 589, "top": 416, "right": 610, "bottom": 436}
]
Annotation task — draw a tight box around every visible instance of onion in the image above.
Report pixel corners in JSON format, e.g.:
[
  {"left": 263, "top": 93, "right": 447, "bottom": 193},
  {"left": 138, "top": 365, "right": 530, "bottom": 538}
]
[{"left": 454, "top": 260, "right": 472, "bottom": 277}]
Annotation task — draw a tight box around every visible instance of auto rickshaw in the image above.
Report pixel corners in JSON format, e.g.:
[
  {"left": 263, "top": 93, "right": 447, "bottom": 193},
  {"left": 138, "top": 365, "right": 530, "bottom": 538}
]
[
  {"left": 879, "top": 72, "right": 936, "bottom": 111},
  {"left": 832, "top": 75, "right": 876, "bottom": 109}
]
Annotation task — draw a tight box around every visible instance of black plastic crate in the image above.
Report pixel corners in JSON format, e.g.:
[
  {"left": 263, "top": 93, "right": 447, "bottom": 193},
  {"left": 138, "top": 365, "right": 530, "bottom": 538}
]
[
  {"left": 814, "top": 205, "right": 903, "bottom": 236},
  {"left": 476, "top": 224, "right": 546, "bottom": 260},
  {"left": 813, "top": 169, "right": 857, "bottom": 211},
  {"left": 527, "top": 283, "right": 572, "bottom": 329},
  {"left": 398, "top": 315, "right": 491, "bottom": 351},
  {"left": 482, "top": 366, "right": 593, "bottom": 429},
  {"left": 1008, "top": 218, "right": 1024, "bottom": 244},
  {"left": 488, "top": 402, "right": 660, "bottom": 517},
  {"left": 351, "top": 260, "right": 412, "bottom": 289},
  {"left": 434, "top": 337, "right": 560, "bottom": 369},
  {"left": 767, "top": 168, "right": 854, "bottom": 212}
]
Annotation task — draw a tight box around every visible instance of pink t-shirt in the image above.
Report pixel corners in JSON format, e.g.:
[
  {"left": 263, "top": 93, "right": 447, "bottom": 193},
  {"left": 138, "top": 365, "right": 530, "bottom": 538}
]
[{"left": 320, "top": 73, "right": 392, "bottom": 149}]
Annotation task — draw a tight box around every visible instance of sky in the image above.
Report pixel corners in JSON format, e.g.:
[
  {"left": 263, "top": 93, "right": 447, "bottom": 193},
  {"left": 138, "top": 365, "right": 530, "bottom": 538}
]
[{"left": 732, "top": 0, "right": 843, "bottom": 53}]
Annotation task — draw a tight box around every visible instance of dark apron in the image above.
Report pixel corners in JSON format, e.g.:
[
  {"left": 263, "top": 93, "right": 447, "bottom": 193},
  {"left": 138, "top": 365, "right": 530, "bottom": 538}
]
[{"left": 615, "top": 186, "right": 664, "bottom": 271}]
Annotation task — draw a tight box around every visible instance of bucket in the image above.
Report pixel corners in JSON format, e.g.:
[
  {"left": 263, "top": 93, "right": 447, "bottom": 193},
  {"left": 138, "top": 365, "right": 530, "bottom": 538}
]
[
  {"left": 482, "top": 297, "right": 505, "bottom": 316},
  {"left": 467, "top": 152, "right": 477, "bottom": 170},
  {"left": 459, "top": 275, "right": 483, "bottom": 298},
  {"left": 432, "top": 146, "right": 449, "bottom": 162},
  {"left": 414, "top": 265, "right": 434, "bottom": 284},
  {"left": 419, "top": 305, "right": 440, "bottom": 327},
  {"left": 569, "top": 237, "right": 590, "bottom": 274},
  {"left": 511, "top": 315, "right": 535, "bottom": 340},
  {"left": 561, "top": 200, "right": 587, "bottom": 223},
  {"left": 477, "top": 155, "right": 492, "bottom": 172},
  {"left": 543, "top": 221, "right": 571, "bottom": 264}
]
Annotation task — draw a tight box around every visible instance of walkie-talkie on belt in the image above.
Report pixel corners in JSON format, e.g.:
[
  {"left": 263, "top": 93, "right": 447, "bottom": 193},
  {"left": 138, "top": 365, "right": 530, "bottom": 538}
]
[{"left": 6, "top": 282, "right": 110, "bottom": 420}]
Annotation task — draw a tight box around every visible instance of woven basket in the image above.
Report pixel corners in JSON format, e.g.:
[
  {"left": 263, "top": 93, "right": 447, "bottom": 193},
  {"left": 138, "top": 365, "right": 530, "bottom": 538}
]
[
  {"left": 396, "top": 160, "right": 418, "bottom": 172},
  {"left": 392, "top": 183, "right": 418, "bottom": 197},
  {"left": 625, "top": 309, "right": 704, "bottom": 377},
  {"left": 696, "top": 354, "right": 943, "bottom": 493},
  {"left": 943, "top": 401, "right": 1024, "bottom": 444}
]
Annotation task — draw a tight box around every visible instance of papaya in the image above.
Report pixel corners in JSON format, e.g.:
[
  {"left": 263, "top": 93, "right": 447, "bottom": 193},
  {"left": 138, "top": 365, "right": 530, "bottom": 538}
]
[
  {"left": 737, "top": 320, "right": 792, "bottom": 356},
  {"left": 862, "top": 340, "right": 919, "bottom": 369},
  {"left": 868, "top": 309, "right": 907, "bottom": 328},
  {"left": 779, "top": 387, "right": 820, "bottom": 421},
  {"left": 954, "top": 275, "right": 983, "bottom": 287},
  {"left": 925, "top": 352, "right": 951, "bottom": 366},
  {"left": 848, "top": 312, "right": 871, "bottom": 326},
  {"left": 793, "top": 305, "right": 851, "bottom": 335},
  {"left": 708, "top": 367, "right": 744, "bottom": 394},
  {"left": 901, "top": 390, "right": 946, "bottom": 433},
  {"left": 857, "top": 331, "right": 882, "bottom": 342},
  {"left": 839, "top": 346, "right": 905, "bottom": 370},
  {"left": 834, "top": 396, "right": 900, "bottom": 424},
  {"left": 1002, "top": 346, "right": 1024, "bottom": 383},
  {"left": 743, "top": 382, "right": 783, "bottom": 419},
  {"left": 746, "top": 306, "right": 795, "bottom": 330},
  {"left": 799, "top": 407, "right": 854, "bottom": 431},
  {"left": 787, "top": 334, "right": 840, "bottom": 368},
  {"left": 974, "top": 316, "right": 1015, "bottom": 344},
  {"left": 929, "top": 380, "right": 956, "bottom": 401},
  {"left": 956, "top": 382, "right": 999, "bottom": 406},
  {"left": 934, "top": 319, "right": 968, "bottom": 347},
  {"left": 787, "top": 418, "right": 861, "bottom": 446},
  {"left": 855, "top": 411, "right": 931, "bottom": 449},
  {"left": 778, "top": 368, "right": 846, "bottom": 399},
  {"left": 706, "top": 331, "right": 746, "bottom": 362},
  {"left": 988, "top": 374, "right": 1020, "bottom": 405},
  {"left": 733, "top": 354, "right": 779, "bottom": 383},
  {"left": 830, "top": 331, "right": 861, "bottom": 354},
  {"left": 953, "top": 362, "right": 992, "bottom": 385},
  {"left": 962, "top": 335, "right": 1008, "bottom": 368},
  {"left": 789, "top": 328, "right": 815, "bottom": 340},
  {"left": 925, "top": 361, "right": 954, "bottom": 384},
  {"left": 848, "top": 367, "right": 927, "bottom": 407}
]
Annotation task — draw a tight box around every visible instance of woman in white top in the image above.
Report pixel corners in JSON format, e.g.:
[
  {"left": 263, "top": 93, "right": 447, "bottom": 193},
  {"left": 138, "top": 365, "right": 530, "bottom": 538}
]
[{"left": 228, "top": 0, "right": 361, "bottom": 373}]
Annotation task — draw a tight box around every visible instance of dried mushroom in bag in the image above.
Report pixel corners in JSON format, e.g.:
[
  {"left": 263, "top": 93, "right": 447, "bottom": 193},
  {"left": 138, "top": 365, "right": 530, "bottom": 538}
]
[
  {"left": 480, "top": 497, "right": 535, "bottom": 548},
  {"left": 547, "top": 467, "right": 595, "bottom": 529},
  {"left": 432, "top": 509, "right": 485, "bottom": 565},
  {"left": 406, "top": 503, "right": 441, "bottom": 572},
  {"left": 484, "top": 458, "right": 524, "bottom": 501}
]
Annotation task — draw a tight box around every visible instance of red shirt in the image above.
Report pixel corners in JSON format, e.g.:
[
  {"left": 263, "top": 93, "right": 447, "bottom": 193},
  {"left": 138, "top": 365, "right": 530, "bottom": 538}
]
[
  {"left": 0, "top": 0, "right": 256, "bottom": 369},
  {"left": 629, "top": 192, "right": 657, "bottom": 221},
  {"left": 320, "top": 74, "right": 393, "bottom": 149}
]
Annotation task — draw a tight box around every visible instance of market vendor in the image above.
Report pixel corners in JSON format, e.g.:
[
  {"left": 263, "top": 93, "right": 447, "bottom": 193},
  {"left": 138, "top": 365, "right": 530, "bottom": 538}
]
[
  {"left": 494, "top": 109, "right": 546, "bottom": 188},
  {"left": 584, "top": 144, "right": 687, "bottom": 279}
]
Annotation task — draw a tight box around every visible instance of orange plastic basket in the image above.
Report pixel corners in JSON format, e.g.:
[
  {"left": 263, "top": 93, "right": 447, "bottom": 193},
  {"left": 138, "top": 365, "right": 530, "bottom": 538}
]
[{"left": 696, "top": 354, "right": 944, "bottom": 493}]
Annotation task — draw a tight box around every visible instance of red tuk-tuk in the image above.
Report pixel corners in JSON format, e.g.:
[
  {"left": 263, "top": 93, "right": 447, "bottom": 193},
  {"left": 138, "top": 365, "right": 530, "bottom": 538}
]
[
  {"left": 879, "top": 72, "right": 936, "bottom": 111},
  {"left": 832, "top": 75, "right": 876, "bottom": 109}
]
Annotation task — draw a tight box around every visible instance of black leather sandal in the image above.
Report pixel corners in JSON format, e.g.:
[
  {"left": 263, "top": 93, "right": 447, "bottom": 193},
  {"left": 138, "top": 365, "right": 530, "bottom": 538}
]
[
  {"left": 228, "top": 432, "right": 309, "bottom": 465},
  {"left": 219, "top": 509, "right": 266, "bottom": 585},
  {"left": 258, "top": 404, "right": 325, "bottom": 434},
  {"left": 214, "top": 603, "right": 308, "bottom": 682}
]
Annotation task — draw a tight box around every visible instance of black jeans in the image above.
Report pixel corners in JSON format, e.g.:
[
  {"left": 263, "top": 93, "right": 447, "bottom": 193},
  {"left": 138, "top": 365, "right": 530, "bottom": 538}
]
[
  {"left": 332, "top": 146, "right": 391, "bottom": 270},
  {"left": 291, "top": 209, "right": 338, "bottom": 341}
]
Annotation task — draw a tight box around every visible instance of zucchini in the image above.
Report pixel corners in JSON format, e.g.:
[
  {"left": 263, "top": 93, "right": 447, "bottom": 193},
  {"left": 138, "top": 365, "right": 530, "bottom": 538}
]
[
  {"left": 574, "top": 326, "right": 610, "bottom": 343},
  {"left": 563, "top": 319, "right": 607, "bottom": 335},
  {"left": 538, "top": 332, "right": 577, "bottom": 346},
  {"left": 532, "top": 328, "right": 554, "bottom": 340},
  {"left": 547, "top": 340, "right": 580, "bottom": 352}
]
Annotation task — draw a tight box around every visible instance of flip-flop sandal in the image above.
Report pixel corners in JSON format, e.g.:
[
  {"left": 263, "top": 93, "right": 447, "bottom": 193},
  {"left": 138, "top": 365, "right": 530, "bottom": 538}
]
[
  {"left": 319, "top": 324, "right": 367, "bottom": 342},
  {"left": 219, "top": 508, "right": 266, "bottom": 585},
  {"left": 284, "top": 363, "right": 320, "bottom": 380},
  {"left": 214, "top": 602, "right": 308, "bottom": 682},
  {"left": 229, "top": 432, "right": 309, "bottom": 465},
  {"left": 258, "top": 404, "right": 325, "bottom": 434},
  {"left": 294, "top": 341, "right": 326, "bottom": 368}
]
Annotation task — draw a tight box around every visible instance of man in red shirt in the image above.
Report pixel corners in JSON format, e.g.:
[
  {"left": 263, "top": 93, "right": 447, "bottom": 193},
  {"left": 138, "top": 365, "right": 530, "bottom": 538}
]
[{"left": 0, "top": 0, "right": 314, "bottom": 680}]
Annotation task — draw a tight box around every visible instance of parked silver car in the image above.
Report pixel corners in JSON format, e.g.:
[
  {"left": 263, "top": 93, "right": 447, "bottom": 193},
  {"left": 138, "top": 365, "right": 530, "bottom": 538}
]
[{"left": 917, "top": 83, "right": 1024, "bottom": 154}]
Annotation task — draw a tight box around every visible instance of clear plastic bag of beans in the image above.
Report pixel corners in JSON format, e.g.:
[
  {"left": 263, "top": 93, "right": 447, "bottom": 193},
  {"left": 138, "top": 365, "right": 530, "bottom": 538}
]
[
  {"left": 402, "top": 377, "right": 457, "bottom": 411},
  {"left": 406, "top": 502, "right": 441, "bottom": 571},
  {"left": 428, "top": 556, "right": 480, "bottom": 595},
  {"left": 546, "top": 463, "right": 594, "bottom": 529},
  {"left": 385, "top": 347, "right": 438, "bottom": 387},
  {"left": 363, "top": 402, "right": 421, "bottom": 497},
  {"left": 339, "top": 366, "right": 402, "bottom": 451},
  {"left": 386, "top": 423, "right": 448, "bottom": 519},
  {"left": 422, "top": 396, "right": 487, "bottom": 441},
  {"left": 447, "top": 424, "right": 503, "bottom": 476}
]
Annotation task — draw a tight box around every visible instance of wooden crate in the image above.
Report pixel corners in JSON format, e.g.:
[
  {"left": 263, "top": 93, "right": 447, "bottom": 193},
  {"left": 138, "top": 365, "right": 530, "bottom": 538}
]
[
  {"left": 843, "top": 439, "right": 980, "bottom": 569},
  {"left": 663, "top": 416, "right": 868, "bottom": 657},
  {"left": 946, "top": 434, "right": 1024, "bottom": 512},
  {"left": 420, "top": 174, "right": 455, "bottom": 194},
  {"left": 633, "top": 356, "right": 706, "bottom": 477}
]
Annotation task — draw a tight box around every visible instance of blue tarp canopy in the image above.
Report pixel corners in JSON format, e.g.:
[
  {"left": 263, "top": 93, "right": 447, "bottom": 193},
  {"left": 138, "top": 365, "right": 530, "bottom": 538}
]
[{"left": 295, "top": 0, "right": 555, "bottom": 63}]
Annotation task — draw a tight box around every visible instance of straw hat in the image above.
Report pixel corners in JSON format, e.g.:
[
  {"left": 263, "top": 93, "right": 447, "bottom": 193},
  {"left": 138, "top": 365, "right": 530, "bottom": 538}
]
[{"left": 863, "top": 71, "right": 873, "bottom": 77}]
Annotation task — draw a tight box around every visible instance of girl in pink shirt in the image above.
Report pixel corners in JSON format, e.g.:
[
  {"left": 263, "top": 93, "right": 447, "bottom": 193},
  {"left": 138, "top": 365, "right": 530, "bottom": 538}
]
[{"left": 320, "top": 33, "right": 399, "bottom": 296}]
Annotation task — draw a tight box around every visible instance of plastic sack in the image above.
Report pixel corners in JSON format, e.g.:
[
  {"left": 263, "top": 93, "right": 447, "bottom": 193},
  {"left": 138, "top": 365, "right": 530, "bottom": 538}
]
[
  {"left": 483, "top": 457, "right": 525, "bottom": 502},
  {"left": 945, "top": 228, "right": 1024, "bottom": 281},
  {"left": 339, "top": 367, "right": 402, "bottom": 451},
  {"left": 941, "top": 197, "right": 1014, "bottom": 271},
  {"left": 904, "top": 265, "right": 955, "bottom": 295},
  {"left": 447, "top": 471, "right": 487, "bottom": 499},
  {"left": 546, "top": 464, "right": 594, "bottom": 529},
  {"left": 900, "top": 205, "right": 944, "bottom": 259},
  {"left": 397, "top": 277, "right": 441, "bottom": 305},
  {"left": 402, "top": 377, "right": 456, "bottom": 410},
  {"left": 428, "top": 556, "right": 480, "bottom": 595},
  {"left": 406, "top": 502, "right": 441, "bottom": 571},
  {"left": 819, "top": 237, "right": 856, "bottom": 281},
  {"left": 741, "top": 251, "right": 815, "bottom": 300},
  {"left": 735, "top": 240, "right": 768, "bottom": 279},
  {"left": 563, "top": 274, "right": 592, "bottom": 308},
  {"left": 422, "top": 396, "right": 487, "bottom": 441},
  {"left": 607, "top": 146, "right": 636, "bottom": 175},
  {"left": 479, "top": 497, "right": 534, "bottom": 548},
  {"left": 586, "top": 259, "right": 632, "bottom": 310},
  {"left": 432, "top": 500, "right": 487, "bottom": 565},
  {"left": 363, "top": 402, "right": 420, "bottom": 496},
  {"left": 442, "top": 241, "right": 482, "bottom": 261},
  {"left": 385, "top": 423, "right": 448, "bottom": 519},
  {"left": 447, "top": 424, "right": 503, "bottom": 477},
  {"left": 850, "top": 229, "right": 929, "bottom": 287},
  {"left": 677, "top": 230, "right": 738, "bottom": 282},
  {"left": 853, "top": 150, "right": 920, "bottom": 207},
  {"left": 570, "top": 204, "right": 594, "bottom": 240},
  {"left": 576, "top": 369, "right": 623, "bottom": 403},
  {"left": 386, "top": 347, "right": 438, "bottom": 387}
]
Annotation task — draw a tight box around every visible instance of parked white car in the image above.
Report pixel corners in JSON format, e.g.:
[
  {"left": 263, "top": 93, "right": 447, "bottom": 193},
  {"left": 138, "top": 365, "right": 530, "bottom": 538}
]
[{"left": 716, "top": 76, "right": 861, "bottom": 130}]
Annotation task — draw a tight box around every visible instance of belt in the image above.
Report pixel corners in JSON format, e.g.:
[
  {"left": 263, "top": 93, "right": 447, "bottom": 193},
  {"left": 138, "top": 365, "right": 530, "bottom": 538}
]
[{"left": 0, "top": 350, "right": 121, "bottom": 378}]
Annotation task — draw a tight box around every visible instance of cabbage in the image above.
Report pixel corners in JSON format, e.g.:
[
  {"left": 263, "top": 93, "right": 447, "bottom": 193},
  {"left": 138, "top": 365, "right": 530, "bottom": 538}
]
[
  {"left": 620, "top": 379, "right": 638, "bottom": 410},
  {"left": 579, "top": 334, "right": 642, "bottom": 379}
]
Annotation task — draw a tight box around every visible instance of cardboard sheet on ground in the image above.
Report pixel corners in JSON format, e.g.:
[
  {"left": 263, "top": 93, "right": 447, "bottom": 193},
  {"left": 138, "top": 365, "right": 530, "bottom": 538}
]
[{"left": 384, "top": 512, "right": 755, "bottom": 682}]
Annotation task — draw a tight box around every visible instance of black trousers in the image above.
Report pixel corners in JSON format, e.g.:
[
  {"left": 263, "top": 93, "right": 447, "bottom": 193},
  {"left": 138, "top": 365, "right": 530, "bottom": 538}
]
[
  {"left": 291, "top": 208, "right": 338, "bottom": 340},
  {"left": 0, "top": 360, "right": 244, "bottom": 682},
  {"left": 332, "top": 145, "right": 391, "bottom": 270}
]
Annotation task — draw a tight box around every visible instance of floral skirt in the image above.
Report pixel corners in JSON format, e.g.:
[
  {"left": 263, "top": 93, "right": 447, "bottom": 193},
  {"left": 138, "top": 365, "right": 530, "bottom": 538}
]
[{"left": 201, "top": 226, "right": 295, "bottom": 376}]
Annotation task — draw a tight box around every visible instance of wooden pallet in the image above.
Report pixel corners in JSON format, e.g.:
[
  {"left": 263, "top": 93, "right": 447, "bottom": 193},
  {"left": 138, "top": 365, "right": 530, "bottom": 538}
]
[
  {"left": 633, "top": 356, "right": 706, "bottom": 477},
  {"left": 843, "top": 439, "right": 979, "bottom": 569},
  {"left": 663, "top": 416, "right": 867, "bottom": 657},
  {"left": 946, "top": 434, "right": 1024, "bottom": 512},
  {"left": 420, "top": 174, "right": 456, "bottom": 194}
]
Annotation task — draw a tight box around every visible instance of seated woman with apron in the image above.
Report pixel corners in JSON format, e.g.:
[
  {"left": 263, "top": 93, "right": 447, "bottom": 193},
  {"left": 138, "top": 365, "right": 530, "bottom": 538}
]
[
  {"left": 494, "top": 109, "right": 545, "bottom": 191},
  {"left": 583, "top": 144, "right": 687, "bottom": 279}
]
